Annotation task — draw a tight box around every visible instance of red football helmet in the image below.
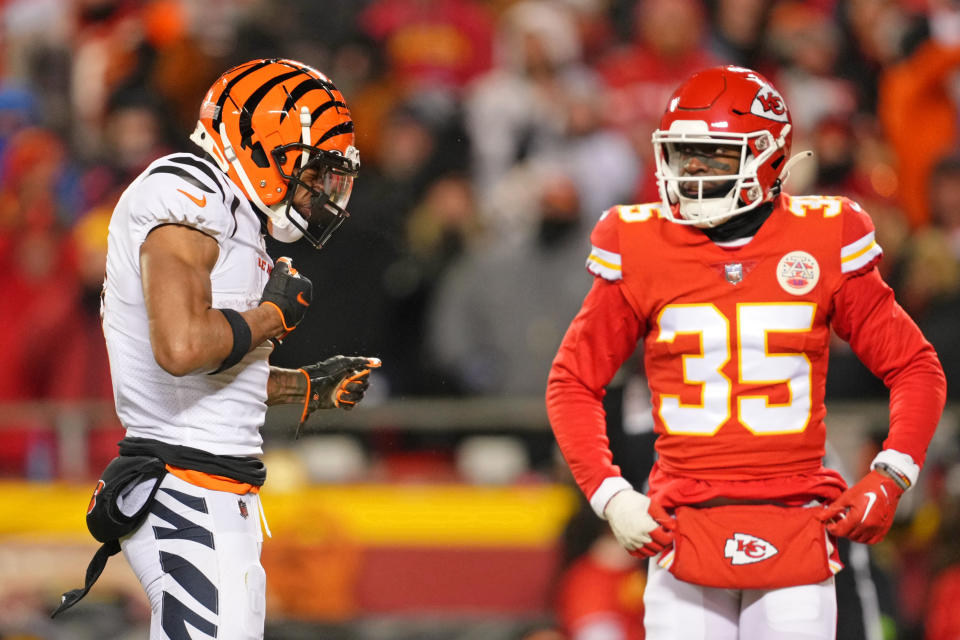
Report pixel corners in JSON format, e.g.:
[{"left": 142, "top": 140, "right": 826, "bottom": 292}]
[
  {"left": 190, "top": 58, "right": 359, "bottom": 248},
  {"left": 653, "top": 65, "right": 796, "bottom": 227}
]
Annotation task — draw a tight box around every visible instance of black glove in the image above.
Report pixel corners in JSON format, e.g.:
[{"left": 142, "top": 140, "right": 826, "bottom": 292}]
[
  {"left": 260, "top": 257, "right": 312, "bottom": 340},
  {"left": 296, "top": 356, "right": 381, "bottom": 437}
]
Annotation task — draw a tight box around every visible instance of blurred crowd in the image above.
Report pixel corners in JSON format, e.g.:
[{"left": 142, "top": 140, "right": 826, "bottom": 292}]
[{"left": 2, "top": 0, "right": 960, "bottom": 638}]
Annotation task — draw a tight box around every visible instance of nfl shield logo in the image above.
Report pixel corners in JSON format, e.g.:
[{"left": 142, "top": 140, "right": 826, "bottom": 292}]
[
  {"left": 238, "top": 499, "right": 249, "bottom": 519},
  {"left": 725, "top": 263, "right": 744, "bottom": 284}
]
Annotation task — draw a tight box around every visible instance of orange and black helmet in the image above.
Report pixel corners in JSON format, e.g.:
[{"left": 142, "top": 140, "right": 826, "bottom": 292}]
[{"left": 190, "top": 58, "right": 359, "bottom": 248}]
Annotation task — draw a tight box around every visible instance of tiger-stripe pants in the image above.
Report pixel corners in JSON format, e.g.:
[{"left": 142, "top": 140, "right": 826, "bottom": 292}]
[{"left": 121, "top": 472, "right": 265, "bottom": 639}]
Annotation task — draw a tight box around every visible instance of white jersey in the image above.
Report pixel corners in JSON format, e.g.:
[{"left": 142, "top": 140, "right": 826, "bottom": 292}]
[{"left": 102, "top": 153, "right": 274, "bottom": 456}]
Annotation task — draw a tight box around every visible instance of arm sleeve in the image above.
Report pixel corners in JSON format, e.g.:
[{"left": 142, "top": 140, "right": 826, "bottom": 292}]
[
  {"left": 546, "top": 276, "right": 644, "bottom": 515},
  {"left": 830, "top": 268, "right": 946, "bottom": 467}
]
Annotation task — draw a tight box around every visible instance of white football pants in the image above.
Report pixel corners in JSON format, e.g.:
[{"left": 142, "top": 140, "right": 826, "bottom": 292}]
[
  {"left": 643, "top": 557, "right": 837, "bottom": 639},
  {"left": 121, "top": 472, "right": 266, "bottom": 640}
]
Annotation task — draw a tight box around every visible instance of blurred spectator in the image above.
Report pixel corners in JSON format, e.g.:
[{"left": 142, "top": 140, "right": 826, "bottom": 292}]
[
  {"left": 0, "top": 126, "right": 87, "bottom": 231},
  {"left": 138, "top": 0, "right": 218, "bottom": 133},
  {"left": 427, "top": 167, "right": 591, "bottom": 395},
  {"left": 895, "top": 154, "right": 960, "bottom": 316},
  {"left": 555, "top": 499, "right": 646, "bottom": 640},
  {"left": 385, "top": 172, "right": 483, "bottom": 395},
  {"left": 925, "top": 479, "right": 960, "bottom": 640},
  {"left": 806, "top": 117, "right": 869, "bottom": 196},
  {"left": 559, "top": 0, "right": 617, "bottom": 65},
  {"left": 706, "top": 0, "right": 773, "bottom": 70},
  {"left": 551, "top": 74, "right": 639, "bottom": 219},
  {"left": 835, "top": 0, "right": 924, "bottom": 117},
  {"left": 464, "top": 0, "right": 592, "bottom": 200},
  {"left": 329, "top": 34, "right": 398, "bottom": 161},
  {"left": 358, "top": 0, "right": 495, "bottom": 126},
  {"left": 484, "top": 73, "right": 639, "bottom": 243},
  {"left": 70, "top": 0, "right": 214, "bottom": 159},
  {"left": 70, "top": 0, "right": 148, "bottom": 156},
  {"left": 85, "top": 88, "right": 176, "bottom": 205},
  {"left": 0, "top": 129, "right": 81, "bottom": 477},
  {"left": 597, "top": 0, "right": 720, "bottom": 202},
  {"left": 0, "top": 85, "right": 39, "bottom": 156},
  {"left": 765, "top": 1, "right": 858, "bottom": 139},
  {"left": 879, "top": 2, "right": 960, "bottom": 228},
  {"left": 57, "top": 206, "right": 113, "bottom": 402},
  {"left": 893, "top": 154, "right": 960, "bottom": 399},
  {"left": 927, "top": 563, "right": 960, "bottom": 640}
]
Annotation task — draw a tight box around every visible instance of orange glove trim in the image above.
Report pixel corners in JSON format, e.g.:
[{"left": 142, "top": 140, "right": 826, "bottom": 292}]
[
  {"left": 298, "top": 368, "right": 312, "bottom": 426},
  {"left": 261, "top": 300, "right": 295, "bottom": 335}
]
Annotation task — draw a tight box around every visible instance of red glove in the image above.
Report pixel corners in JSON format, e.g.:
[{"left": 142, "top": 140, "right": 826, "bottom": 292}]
[
  {"left": 629, "top": 501, "right": 676, "bottom": 559},
  {"left": 816, "top": 470, "right": 905, "bottom": 544}
]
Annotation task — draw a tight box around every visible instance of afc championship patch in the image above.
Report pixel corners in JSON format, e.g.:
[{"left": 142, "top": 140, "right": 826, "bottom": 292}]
[{"left": 776, "top": 250, "right": 820, "bottom": 295}]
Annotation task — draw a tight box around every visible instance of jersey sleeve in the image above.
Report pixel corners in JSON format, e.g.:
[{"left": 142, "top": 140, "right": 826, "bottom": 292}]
[
  {"left": 546, "top": 276, "right": 644, "bottom": 517},
  {"left": 126, "top": 167, "right": 233, "bottom": 247},
  {"left": 585, "top": 207, "right": 622, "bottom": 282},
  {"left": 839, "top": 198, "right": 883, "bottom": 278},
  {"left": 831, "top": 268, "right": 946, "bottom": 468}
]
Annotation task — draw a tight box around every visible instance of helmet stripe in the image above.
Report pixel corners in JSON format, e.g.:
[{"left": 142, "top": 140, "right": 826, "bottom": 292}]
[
  {"left": 281, "top": 80, "right": 345, "bottom": 124},
  {"left": 237, "top": 70, "right": 304, "bottom": 139},
  {"left": 317, "top": 121, "right": 354, "bottom": 145},
  {"left": 310, "top": 100, "right": 348, "bottom": 125},
  {"left": 212, "top": 60, "right": 272, "bottom": 130},
  {"left": 286, "top": 78, "right": 336, "bottom": 104}
]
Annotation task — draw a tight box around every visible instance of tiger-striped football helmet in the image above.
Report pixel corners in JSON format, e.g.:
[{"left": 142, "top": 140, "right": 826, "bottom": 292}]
[{"left": 190, "top": 58, "right": 359, "bottom": 248}]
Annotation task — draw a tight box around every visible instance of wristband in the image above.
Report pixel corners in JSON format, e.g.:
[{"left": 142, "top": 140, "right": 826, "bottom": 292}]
[
  {"left": 873, "top": 462, "right": 912, "bottom": 491},
  {"left": 870, "top": 449, "right": 919, "bottom": 489},
  {"left": 209, "top": 308, "right": 252, "bottom": 374}
]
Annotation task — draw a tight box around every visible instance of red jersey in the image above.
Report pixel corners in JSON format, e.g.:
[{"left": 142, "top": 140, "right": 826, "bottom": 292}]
[{"left": 547, "top": 194, "right": 945, "bottom": 512}]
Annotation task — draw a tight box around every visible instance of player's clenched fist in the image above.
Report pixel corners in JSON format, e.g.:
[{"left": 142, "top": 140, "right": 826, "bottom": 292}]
[
  {"left": 260, "top": 257, "right": 312, "bottom": 339},
  {"left": 816, "top": 469, "right": 904, "bottom": 544}
]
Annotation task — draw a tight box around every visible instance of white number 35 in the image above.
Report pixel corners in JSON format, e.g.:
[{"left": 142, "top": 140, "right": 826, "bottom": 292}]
[{"left": 655, "top": 303, "right": 815, "bottom": 436}]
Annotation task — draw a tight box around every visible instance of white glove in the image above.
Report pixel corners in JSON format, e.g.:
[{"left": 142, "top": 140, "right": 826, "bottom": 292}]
[{"left": 603, "top": 489, "right": 661, "bottom": 552}]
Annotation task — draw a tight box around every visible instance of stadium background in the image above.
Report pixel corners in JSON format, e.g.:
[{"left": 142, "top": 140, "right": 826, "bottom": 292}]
[{"left": 1, "top": 0, "right": 959, "bottom": 638}]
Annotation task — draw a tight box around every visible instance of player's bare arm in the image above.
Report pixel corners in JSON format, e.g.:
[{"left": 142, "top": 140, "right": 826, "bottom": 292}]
[
  {"left": 265, "top": 367, "right": 308, "bottom": 406},
  {"left": 140, "top": 223, "right": 285, "bottom": 376}
]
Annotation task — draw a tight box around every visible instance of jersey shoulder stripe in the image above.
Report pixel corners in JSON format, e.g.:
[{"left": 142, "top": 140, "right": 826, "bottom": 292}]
[
  {"left": 586, "top": 207, "right": 625, "bottom": 281},
  {"left": 841, "top": 230, "right": 882, "bottom": 273},
  {"left": 586, "top": 245, "right": 622, "bottom": 281},
  {"left": 168, "top": 155, "right": 228, "bottom": 200},
  {"left": 146, "top": 164, "right": 217, "bottom": 195},
  {"left": 168, "top": 154, "right": 240, "bottom": 239},
  {"left": 835, "top": 196, "right": 882, "bottom": 274},
  {"left": 130, "top": 153, "right": 238, "bottom": 244}
]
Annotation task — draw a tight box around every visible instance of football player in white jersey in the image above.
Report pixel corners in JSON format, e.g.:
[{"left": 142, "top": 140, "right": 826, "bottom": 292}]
[{"left": 60, "top": 59, "right": 380, "bottom": 640}]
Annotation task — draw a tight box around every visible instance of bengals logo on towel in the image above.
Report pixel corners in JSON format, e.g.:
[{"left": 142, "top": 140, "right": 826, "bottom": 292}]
[{"left": 87, "top": 480, "right": 105, "bottom": 515}]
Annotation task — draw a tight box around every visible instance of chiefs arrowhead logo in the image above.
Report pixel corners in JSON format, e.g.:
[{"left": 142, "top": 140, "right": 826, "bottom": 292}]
[
  {"left": 724, "top": 533, "right": 778, "bottom": 565},
  {"left": 750, "top": 85, "right": 789, "bottom": 123}
]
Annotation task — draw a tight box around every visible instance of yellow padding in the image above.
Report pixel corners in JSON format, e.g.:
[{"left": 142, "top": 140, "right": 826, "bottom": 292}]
[{"left": 0, "top": 482, "right": 578, "bottom": 546}]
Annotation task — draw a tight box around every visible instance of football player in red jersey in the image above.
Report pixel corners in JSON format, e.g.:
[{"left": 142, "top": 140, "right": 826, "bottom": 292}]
[{"left": 546, "top": 65, "right": 946, "bottom": 639}]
